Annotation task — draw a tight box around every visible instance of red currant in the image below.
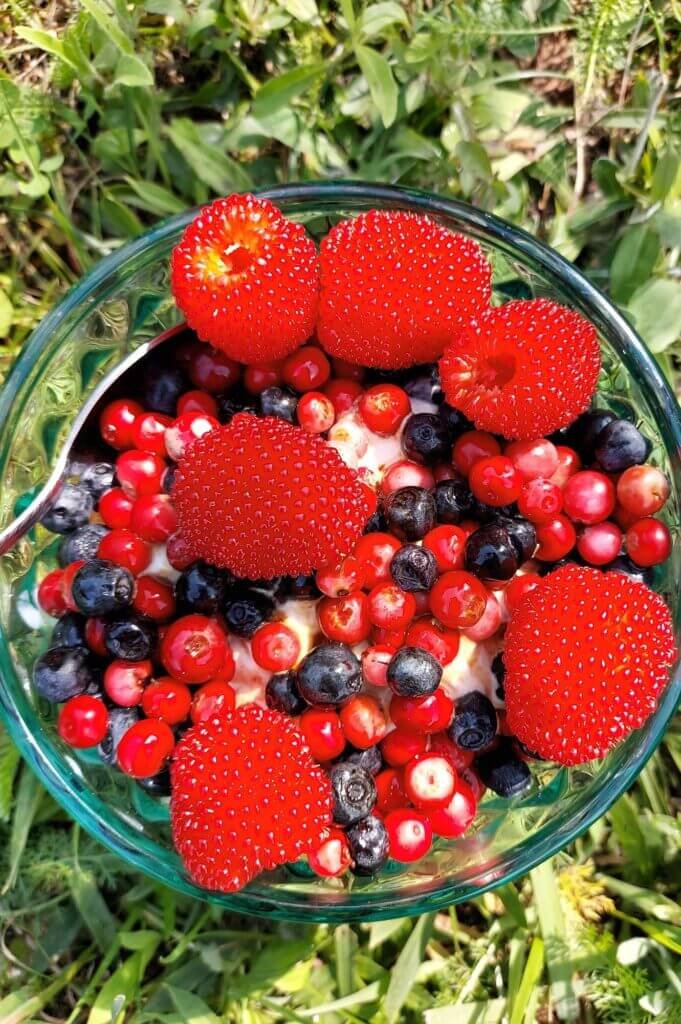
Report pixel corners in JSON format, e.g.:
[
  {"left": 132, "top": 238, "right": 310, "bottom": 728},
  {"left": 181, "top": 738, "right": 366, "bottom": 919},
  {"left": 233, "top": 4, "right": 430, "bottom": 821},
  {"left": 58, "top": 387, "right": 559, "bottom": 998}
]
[
  {"left": 296, "top": 391, "right": 335, "bottom": 433},
  {"left": 188, "top": 345, "right": 240, "bottom": 393},
  {"left": 161, "top": 614, "right": 230, "bottom": 684},
  {"left": 99, "top": 398, "right": 143, "bottom": 450},
  {"left": 299, "top": 708, "right": 345, "bottom": 761},
  {"left": 282, "top": 345, "right": 331, "bottom": 392},
  {"left": 381, "top": 460, "right": 435, "bottom": 494},
  {"left": 316, "top": 555, "right": 366, "bottom": 598},
  {"left": 617, "top": 465, "right": 670, "bottom": 518},
  {"left": 251, "top": 622, "right": 301, "bottom": 672},
  {"left": 141, "top": 677, "right": 192, "bottom": 725},
  {"left": 504, "top": 572, "right": 542, "bottom": 613},
  {"left": 98, "top": 529, "right": 151, "bottom": 575},
  {"left": 338, "top": 694, "right": 386, "bottom": 748},
  {"left": 104, "top": 659, "right": 153, "bottom": 707},
  {"left": 461, "top": 590, "right": 502, "bottom": 641},
  {"left": 190, "top": 679, "right": 236, "bottom": 723},
  {"left": 404, "top": 752, "right": 457, "bottom": 809},
  {"left": 452, "top": 431, "right": 501, "bottom": 476},
  {"left": 375, "top": 768, "right": 408, "bottom": 812},
  {"left": 244, "top": 361, "right": 281, "bottom": 394},
  {"left": 625, "top": 517, "right": 672, "bottom": 567},
  {"left": 38, "top": 569, "right": 66, "bottom": 616},
  {"left": 132, "top": 575, "right": 176, "bottom": 620},
  {"left": 308, "top": 828, "right": 352, "bottom": 878},
  {"left": 390, "top": 689, "right": 454, "bottom": 733},
  {"left": 563, "top": 470, "right": 616, "bottom": 525},
  {"left": 130, "top": 494, "right": 177, "bottom": 543},
  {"left": 534, "top": 515, "right": 577, "bottom": 561},
  {"left": 368, "top": 583, "right": 416, "bottom": 631},
  {"left": 422, "top": 524, "right": 466, "bottom": 572},
  {"left": 116, "top": 450, "right": 166, "bottom": 497},
  {"left": 469, "top": 455, "right": 522, "bottom": 506},
  {"left": 385, "top": 807, "right": 433, "bottom": 862},
  {"left": 549, "top": 445, "right": 581, "bottom": 488},
  {"left": 429, "top": 571, "right": 487, "bottom": 628},
  {"left": 361, "top": 644, "right": 394, "bottom": 686},
  {"left": 358, "top": 384, "right": 410, "bottom": 435},
  {"left": 164, "top": 411, "right": 219, "bottom": 461},
  {"left": 85, "top": 617, "right": 108, "bottom": 656},
  {"left": 99, "top": 487, "right": 134, "bottom": 529},
  {"left": 577, "top": 521, "right": 622, "bottom": 566},
  {"left": 426, "top": 778, "right": 477, "bottom": 838},
  {"left": 318, "top": 592, "right": 371, "bottom": 645},
  {"left": 517, "top": 478, "right": 563, "bottom": 525},
  {"left": 58, "top": 695, "right": 109, "bottom": 748},
  {"left": 132, "top": 412, "right": 173, "bottom": 456},
  {"left": 354, "top": 533, "right": 402, "bottom": 588},
  {"left": 117, "top": 719, "right": 175, "bottom": 778},
  {"left": 380, "top": 727, "right": 428, "bottom": 767},
  {"left": 505, "top": 438, "right": 559, "bottom": 481},
  {"left": 323, "top": 378, "right": 364, "bottom": 416},
  {"left": 177, "top": 390, "right": 219, "bottom": 418},
  {"left": 404, "top": 618, "right": 460, "bottom": 666}
]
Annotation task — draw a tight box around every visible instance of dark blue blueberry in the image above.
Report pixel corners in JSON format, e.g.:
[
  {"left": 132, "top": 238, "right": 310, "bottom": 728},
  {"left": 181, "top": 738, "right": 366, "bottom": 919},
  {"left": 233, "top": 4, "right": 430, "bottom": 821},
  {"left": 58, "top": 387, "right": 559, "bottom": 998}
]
[
  {"left": 346, "top": 815, "right": 389, "bottom": 875},
  {"left": 259, "top": 385, "right": 298, "bottom": 422},
  {"left": 142, "top": 363, "right": 187, "bottom": 415},
  {"left": 402, "top": 413, "right": 451, "bottom": 465},
  {"left": 344, "top": 744, "right": 383, "bottom": 777},
  {"left": 265, "top": 671, "right": 307, "bottom": 716},
  {"left": 137, "top": 769, "right": 171, "bottom": 797},
  {"left": 363, "top": 510, "right": 386, "bottom": 534},
  {"left": 433, "top": 479, "right": 475, "bottom": 524},
  {"left": 58, "top": 524, "right": 109, "bottom": 567},
  {"left": 383, "top": 486, "right": 436, "bottom": 540},
  {"left": 175, "top": 561, "right": 232, "bottom": 615},
  {"left": 390, "top": 544, "right": 438, "bottom": 591},
  {"left": 496, "top": 516, "right": 537, "bottom": 563},
  {"left": 71, "top": 559, "right": 134, "bottom": 617},
  {"left": 404, "top": 364, "right": 443, "bottom": 404},
  {"left": 222, "top": 589, "right": 274, "bottom": 637},
  {"left": 51, "top": 612, "right": 87, "bottom": 649},
  {"left": 80, "top": 462, "right": 116, "bottom": 499},
  {"left": 41, "top": 484, "right": 94, "bottom": 534},
  {"left": 98, "top": 706, "right": 140, "bottom": 765},
  {"left": 329, "top": 763, "right": 377, "bottom": 826},
  {"left": 594, "top": 418, "right": 651, "bottom": 472},
  {"left": 448, "top": 691, "right": 497, "bottom": 750},
  {"left": 439, "top": 402, "right": 474, "bottom": 439},
  {"left": 465, "top": 525, "right": 518, "bottom": 582},
  {"left": 491, "top": 652, "right": 505, "bottom": 702},
  {"left": 297, "top": 642, "right": 362, "bottom": 705},
  {"left": 104, "top": 614, "right": 157, "bottom": 661},
  {"left": 387, "top": 646, "right": 442, "bottom": 698},
  {"left": 163, "top": 465, "right": 177, "bottom": 494},
  {"left": 475, "top": 739, "right": 532, "bottom": 797},
  {"left": 217, "top": 392, "right": 257, "bottom": 424},
  {"left": 564, "top": 409, "right": 616, "bottom": 462},
  {"left": 33, "top": 645, "right": 99, "bottom": 702},
  {"left": 604, "top": 554, "right": 653, "bottom": 586},
  {"left": 537, "top": 556, "right": 580, "bottom": 576}
]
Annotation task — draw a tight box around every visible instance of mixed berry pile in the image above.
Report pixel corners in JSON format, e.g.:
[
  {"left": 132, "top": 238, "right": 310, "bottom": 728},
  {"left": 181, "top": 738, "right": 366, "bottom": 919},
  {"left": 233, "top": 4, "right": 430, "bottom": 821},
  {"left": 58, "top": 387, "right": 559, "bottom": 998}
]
[{"left": 33, "top": 195, "right": 677, "bottom": 893}]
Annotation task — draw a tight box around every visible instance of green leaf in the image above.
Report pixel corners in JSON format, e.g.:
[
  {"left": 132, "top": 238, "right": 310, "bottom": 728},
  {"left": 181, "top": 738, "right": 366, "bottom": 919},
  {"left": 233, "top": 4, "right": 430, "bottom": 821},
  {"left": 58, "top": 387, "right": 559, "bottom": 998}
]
[
  {"left": 509, "top": 937, "right": 544, "bottom": 1024},
  {"left": 253, "top": 64, "right": 324, "bottom": 118},
  {"left": 114, "top": 53, "right": 154, "bottom": 88},
  {"left": 300, "top": 981, "right": 382, "bottom": 1016},
  {"left": 355, "top": 44, "right": 398, "bottom": 128},
  {"left": 383, "top": 912, "right": 436, "bottom": 1023},
  {"left": 88, "top": 935, "right": 160, "bottom": 1024},
  {"left": 651, "top": 149, "right": 680, "bottom": 203},
  {"left": 610, "top": 225, "right": 660, "bottom": 305},
  {"left": 334, "top": 924, "right": 356, "bottom": 997},
  {"left": 280, "top": 0, "right": 319, "bottom": 21},
  {"left": 530, "top": 859, "right": 579, "bottom": 1022},
  {"left": 339, "top": 0, "right": 356, "bottom": 30},
  {"left": 627, "top": 279, "right": 681, "bottom": 353},
  {"left": 358, "top": 2, "right": 409, "bottom": 40},
  {"left": 165, "top": 118, "right": 252, "bottom": 193},
  {"left": 69, "top": 869, "right": 118, "bottom": 952},
  {"left": 122, "top": 177, "right": 186, "bottom": 216},
  {"left": 78, "top": 0, "right": 133, "bottom": 54},
  {"left": 2, "top": 765, "right": 43, "bottom": 893},
  {"left": 425, "top": 1000, "right": 507, "bottom": 1024},
  {"left": 165, "top": 986, "right": 221, "bottom": 1024},
  {"left": 600, "top": 874, "right": 681, "bottom": 925},
  {"left": 368, "top": 917, "right": 406, "bottom": 949},
  {"left": 229, "top": 938, "right": 316, "bottom": 997},
  {"left": 16, "top": 28, "right": 88, "bottom": 78},
  {"left": 0, "top": 728, "right": 19, "bottom": 818}
]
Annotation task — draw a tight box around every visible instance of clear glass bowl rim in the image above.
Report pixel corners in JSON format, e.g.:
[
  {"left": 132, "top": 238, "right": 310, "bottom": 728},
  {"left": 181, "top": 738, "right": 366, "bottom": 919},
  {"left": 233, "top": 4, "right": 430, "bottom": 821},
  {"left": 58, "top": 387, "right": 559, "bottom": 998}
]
[{"left": 0, "top": 181, "right": 679, "bottom": 922}]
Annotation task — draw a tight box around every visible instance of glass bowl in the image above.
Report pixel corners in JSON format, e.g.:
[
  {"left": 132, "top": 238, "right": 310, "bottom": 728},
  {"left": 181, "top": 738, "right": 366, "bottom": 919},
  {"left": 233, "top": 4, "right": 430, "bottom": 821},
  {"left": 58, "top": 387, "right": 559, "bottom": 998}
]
[{"left": 0, "top": 183, "right": 679, "bottom": 923}]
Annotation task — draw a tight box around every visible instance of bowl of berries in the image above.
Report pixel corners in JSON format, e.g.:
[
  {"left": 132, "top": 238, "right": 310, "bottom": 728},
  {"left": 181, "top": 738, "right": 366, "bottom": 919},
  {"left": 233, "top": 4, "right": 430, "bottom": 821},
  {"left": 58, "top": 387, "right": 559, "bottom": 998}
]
[{"left": 0, "top": 182, "right": 678, "bottom": 921}]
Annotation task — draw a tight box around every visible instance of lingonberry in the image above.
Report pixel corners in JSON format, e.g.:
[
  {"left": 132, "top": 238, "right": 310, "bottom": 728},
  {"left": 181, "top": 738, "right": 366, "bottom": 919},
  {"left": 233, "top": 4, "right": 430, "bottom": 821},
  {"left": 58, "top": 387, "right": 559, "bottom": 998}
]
[
  {"left": 340, "top": 694, "right": 388, "bottom": 748},
  {"left": 58, "top": 695, "right": 109, "bottom": 748},
  {"left": 250, "top": 622, "right": 301, "bottom": 672},
  {"left": 164, "top": 411, "right": 219, "bottom": 461},
  {"left": 160, "top": 614, "right": 230, "bottom": 684},
  {"left": 549, "top": 445, "right": 581, "bottom": 488},
  {"left": 316, "top": 555, "right": 366, "bottom": 598},
  {"left": 517, "top": 478, "right": 563, "bottom": 524},
  {"left": 367, "top": 583, "right": 416, "bottom": 631},
  {"left": 404, "top": 752, "right": 457, "bottom": 809},
  {"left": 130, "top": 494, "right": 178, "bottom": 543},
  {"left": 358, "top": 384, "right": 410, "bottom": 435},
  {"left": 190, "top": 679, "right": 236, "bottom": 723},
  {"left": 429, "top": 571, "right": 487, "bottom": 628},
  {"left": 318, "top": 592, "right": 371, "bottom": 645},
  {"left": 361, "top": 644, "right": 394, "bottom": 686},
  {"left": 177, "top": 390, "right": 219, "bottom": 418},
  {"left": 384, "top": 807, "right": 433, "bottom": 862},
  {"left": 469, "top": 455, "right": 522, "bottom": 506},
  {"left": 381, "top": 459, "right": 435, "bottom": 494},
  {"left": 141, "top": 677, "right": 192, "bottom": 725},
  {"left": 243, "top": 361, "right": 281, "bottom": 394},
  {"left": 616, "top": 465, "right": 670, "bottom": 518},
  {"left": 117, "top": 718, "right": 175, "bottom": 778},
  {"left": 323, "top": 378, "right": 364, "bottom": 416},
  {"left": 504, "top": 572, "right": 542, "bottom": 613},
  {"left": 505, "top": 438, "right": 559, "bottom": 481},
  {"left": 354, "top": 533, "right": 402, "bottom": 588},
  {"left": 132, "top": 411, "right": 173, "bottom": 456},
  {"left": 390, "top": 689, "right": 454, "bottom": 733},
  {"left": 625, "top": 517, "right": 672, "bottom": 567},
  {"left": 308, "top": 829, "right": 352, "bottom": 877},
  {"left": 375, "top": 768, "right": 408, "bottom": 812},
  {"left": 296, "top": 391, "right": 336, "bottom": 433},
  {"left": 99, "top": 487, "right": 134, "bottom": 529},
  {"left": 452, "top": 431, "right": 501, "bottom": 476},
  {"left": 404, "top": 618, "right": 460, "bottom": 666},
  {"left": 132, "top": 574, "right": 175, "bottom": 620},
  {"left": 282, "top": 345, "right": 331, "bottom": 392},
  {"left": 187, "top": 346, "right": 240, "bottom": 393},
  {"left": 99, "top": 398, "right": 143, "bottom": 450},
  {"left": 38, "top": 569, "right": 67, "bottom": 616},
  {"left": 534, "top": 515, "right": 576, "bottom": 561},
  {"left": 563, "top": 470, "right": 616, "bottom": 524},
  {"left": 299, "top": 708, "right": 346, "bottom": 761},
  {"left": 422, "top": 524, "right": 466, "bottom": 572},
  {"left": 98, "top": 529, "right": 151, "bottom": 576},
  {"left": 577, "top": 522, "right": 622, "bottom": 566},
  {"left": 116, "top": 450, "right": 166, "bottom": 497},
  {"left": 104, "top": 659, "right": 153, "bottom": 707},
  {"left": 426, "top": 778, "right": 477, "bottom": 838},
  {"left": 380, "top": 727, "right": 428, "bottom": 767}
]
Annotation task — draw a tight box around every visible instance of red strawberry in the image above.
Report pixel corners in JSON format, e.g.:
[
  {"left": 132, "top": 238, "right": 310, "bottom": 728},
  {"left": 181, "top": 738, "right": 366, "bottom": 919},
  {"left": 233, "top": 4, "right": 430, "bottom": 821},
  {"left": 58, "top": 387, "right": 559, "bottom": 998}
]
[
  {"left": 503, "top": 564, "right": 676, "bottom": 765},
  {"left": 171, "top": 705, "right": 332, "bottom": 891},
  {"left": 318, "top": 210, "right": 491, "bottom": 369},
  {"left": 173, "top": 412, "right": 372, "bottom": 579},
  {"left": 171, "top": 194, "right": 319, "bottom": 362},
  {"left": 439, "top": 299, "right": 600, "bottom": 440}
]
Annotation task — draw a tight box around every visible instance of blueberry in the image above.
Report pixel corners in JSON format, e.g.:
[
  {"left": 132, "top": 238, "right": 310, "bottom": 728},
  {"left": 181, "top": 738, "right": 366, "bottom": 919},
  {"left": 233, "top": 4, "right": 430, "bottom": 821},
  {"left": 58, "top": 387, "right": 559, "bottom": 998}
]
[
  {"left": 344, "top": 744, "right": 383, "bottom": 777},
  {"left": 51, "top": 612, "right": 87, "bottom": 649},
  {"left": 401, "top": 413, "right": 451, "bottom": 465},
  {"left": 537, "top": 556, "right": 579, "bottom": 577},
  {"left": 175, "top": 561, "right": 231, "bottom": 615},
  {"left": 346, "top": 815, "right": 389, "bottom": 875},
  {"left": 329, "top": 763, "right": 377, "bottom": 826},
  {"left": 71, "top": 559, "right": 134, "bottom": 617},
  {"left": 390, "top": 544, "right": 438, "bottom": 591},
  {"left": 469, "top": 497, "right": 502, "bottom": 524},
  {"left": 433, "top": 479, "right": 475, "bottom": 524},
  {"left": 465, "top": 525, "right": 518, "bottom": 582},
  {"left": 259, "top": 385, "right": 298, "bottom": 422},
  {"left": 217, "top": 392, "right": 257, "bottom": 424},
  {"left": 277, "top": 574, "right": 322, "bottom": 601},
  {"left": 383, "top": 486, "right": 435, "bottom": 541},
  {"left": 137, "top": 770, "right": 171, "bottom": 797},
  {"left": 297, "top": 642, "right": 362, "bottom": 705},
  {"left": 594, "top": 419, "right": 651, "bottom": 472},
  {"left": 448, "top": 691, "right": 497, "bottom": 750},
  {"left": 491, "top": 652, "right": 505, "bottom": 702},
  {"left": 475, "top": 739, "right": 532, "bottom": 797},
  {"left": 33, "top": 645, "right": 99, "bottom": 702},
  {"left": 58, "top": 524, "right": 109, "bottom": 567},
  {"left": 495, "top": 516, "right": 537, "bottom": 563},
  {"left": 404, "top": 364, "right": 443, "bottom": 404},
  {"left": 98, "top": 706, "right": 140, "bottom": 765},
  {"left": 143, "top": 363, "right": 187, "bottom": 415},
  {"left": 439, "top": 403, "right": 473, "bottom": 439},
  {"left": 565, "top": 409, "right": 616, "bottom": 462},
  {"left": 387, "top": 646, "right": 442, "bottom": 698},
  {"left": 41, "top": 484, "right": 94, "bottom": 534},
  {"left": 363, "top": 510, "right": 386, "bottom": 534},
  {"left": 163, "top": 465, "right": 177, "bottom": 494},
  {"left": 604, "top": 554, "right": 653, "bottom": 586},
  {"left": 80, "top": 462, "right": 116, "bottom": 499},
  {"left": 265, "top": 671, "right": 307, "bottom": 716},
  {"left": 104, "top": 614, "right": 157, "bottom": 661},
  {"left": 222, "top": 589, "right": 274, "bottom": 637}
]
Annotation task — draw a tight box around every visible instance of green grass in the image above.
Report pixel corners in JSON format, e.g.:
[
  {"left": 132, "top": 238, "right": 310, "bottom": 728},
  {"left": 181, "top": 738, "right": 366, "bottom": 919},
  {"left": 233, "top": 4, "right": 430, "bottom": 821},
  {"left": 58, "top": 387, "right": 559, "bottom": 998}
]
[{"left": 1, "top": 1, "right": 680, "bottom": 1019}]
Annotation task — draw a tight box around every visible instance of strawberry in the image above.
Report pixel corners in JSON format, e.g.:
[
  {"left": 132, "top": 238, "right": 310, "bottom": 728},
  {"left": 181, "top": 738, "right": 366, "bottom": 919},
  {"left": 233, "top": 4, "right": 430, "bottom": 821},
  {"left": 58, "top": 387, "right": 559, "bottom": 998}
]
[
  {"left": 172, "top": 413, "right": 372, "bottom": 579},
  {"left": 439, "top": 298, "right": 600, "bottom": 440},
  {"left": 318, "top": 209, "right": 491, "bottom": 369},
  {"left": 503, "top": 564, "right": 676, "bottom": 765},
  {"left": 171, "top": 194, "right": 319, "bottom": 362},
  {"left": 171, "top": 705, "right": 332, "bottom": 892}
]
